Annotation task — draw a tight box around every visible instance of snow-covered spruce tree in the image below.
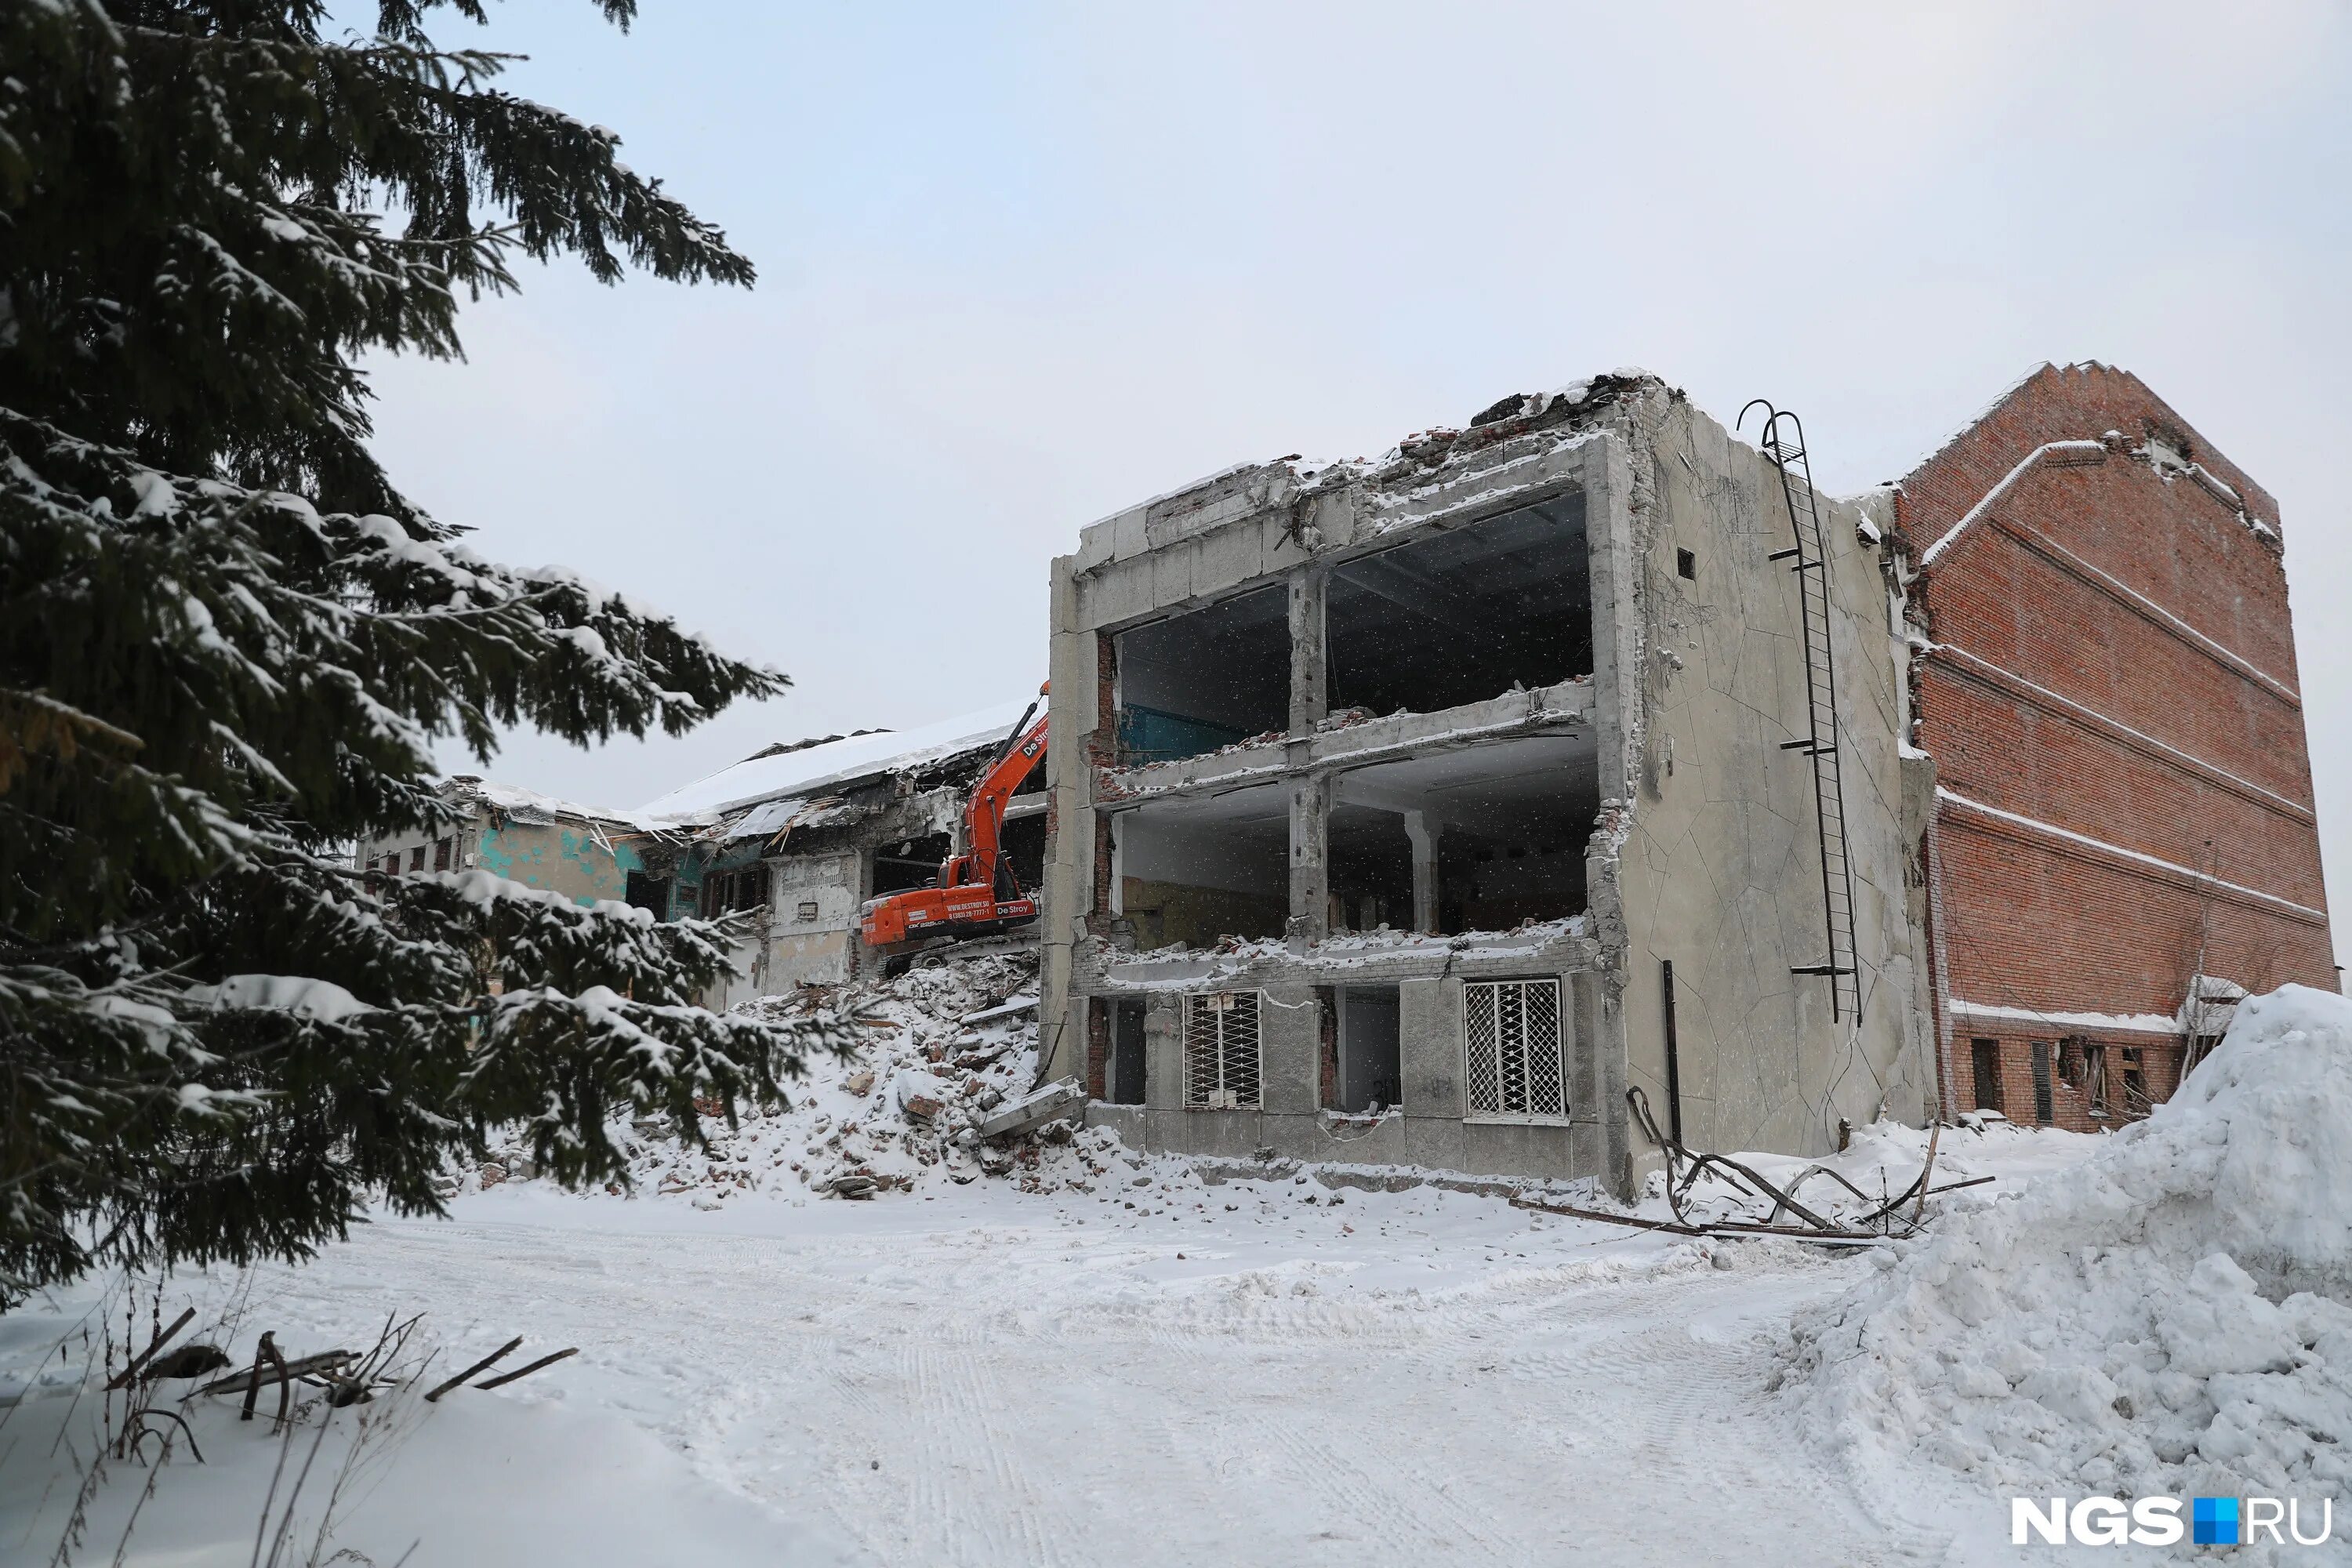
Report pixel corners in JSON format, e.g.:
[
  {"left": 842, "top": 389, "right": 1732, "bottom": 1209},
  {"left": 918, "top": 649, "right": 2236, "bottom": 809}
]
[{"left": 0, "top": 1, "right": 839, "bottom": 1300}]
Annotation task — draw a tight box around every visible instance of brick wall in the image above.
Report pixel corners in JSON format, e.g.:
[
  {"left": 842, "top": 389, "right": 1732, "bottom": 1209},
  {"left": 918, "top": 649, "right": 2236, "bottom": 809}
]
[
  {"left": 1896, "top": 363, "right": 2334, "bottom": 1123},
  {"left": 1955, "top": 1029, "right": 2184, "bottom": 1134}
]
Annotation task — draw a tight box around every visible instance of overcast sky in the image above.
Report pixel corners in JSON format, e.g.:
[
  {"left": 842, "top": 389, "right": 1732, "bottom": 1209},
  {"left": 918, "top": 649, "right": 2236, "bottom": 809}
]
[{"left": 367, "top": 1, "right": 2352, "bottom": 962}]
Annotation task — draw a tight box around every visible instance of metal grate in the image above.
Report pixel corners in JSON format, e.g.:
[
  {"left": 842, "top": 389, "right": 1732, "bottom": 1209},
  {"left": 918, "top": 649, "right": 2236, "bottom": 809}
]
[
  {"left": 1464, "top": 978, "right": 1566, "bottom": 1120},
  {"left": 1183, "top": 991, "right": 1262, "bottom": 1109}
]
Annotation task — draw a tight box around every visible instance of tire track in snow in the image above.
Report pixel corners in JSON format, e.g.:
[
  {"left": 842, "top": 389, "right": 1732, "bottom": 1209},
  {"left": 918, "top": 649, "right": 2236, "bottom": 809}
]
[
  {"left": 882, "top": 1320, "right": 1083, "bottom": 1568},
  {"left": 1496, "top": 1269, "right": 1947, "bottom": 1566},
  {"left": 1137, "top": 1289, "right": 1537, "bottom": 1563}
]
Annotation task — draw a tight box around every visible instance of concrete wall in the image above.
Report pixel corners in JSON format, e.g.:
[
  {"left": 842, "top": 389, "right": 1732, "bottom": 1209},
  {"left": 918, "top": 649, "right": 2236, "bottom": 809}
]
[
  {"left": 701, "top": 847, "right": 869, "bottom": 1010},
  {"left": 1100, "top": 967, "right": 1609, "bottom": 1181},
  {"left": 1601, "top": 392, "right": 1932, "bottom": 1165},
  {"left": 474, "top": 821, "right": 644, "bottom": 904}
]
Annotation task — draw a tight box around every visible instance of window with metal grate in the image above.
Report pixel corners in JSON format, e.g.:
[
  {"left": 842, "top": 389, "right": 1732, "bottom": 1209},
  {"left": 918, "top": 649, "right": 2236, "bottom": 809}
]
[
  {"left": 1464, "top": 978, "right": 1567, "bottom": 1120},
  {"left": 1183, "top": 991, "right": 1262, "bottom": 1109}
]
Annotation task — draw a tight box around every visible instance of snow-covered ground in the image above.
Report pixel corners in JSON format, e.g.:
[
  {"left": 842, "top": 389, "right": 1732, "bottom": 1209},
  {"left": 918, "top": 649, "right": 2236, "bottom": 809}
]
[
  {"left": 5, "top": 1118, "right": 2102, "bottom": 1567},
  {"left": 15, "top": 974, "right": 2352, "bottom": 1566}
]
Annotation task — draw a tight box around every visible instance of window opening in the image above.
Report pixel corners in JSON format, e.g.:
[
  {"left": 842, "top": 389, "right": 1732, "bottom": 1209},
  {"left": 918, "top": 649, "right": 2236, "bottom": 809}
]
[
  {"left": 1115, "top": 586, "right": 1289, "bottom": 764},
  {"left": 2122, "top": 1046, "right": 2148, "bottom": 1116},
  {"left": 2030, "top": 1040, "right": 2054, "bottom": 1125},
  {"left": 703, "top": 864, "right": 771, "bottom": 915},
  {"left": 623, "top": 872, "right": 671, "bottom": 919},
  {"left": 1464, "top": 978, "right": 1567, "bottom": 1120},
  {"left": 1183, "top": 991, "right": 1262, "bottom": 1109},
  {"left": 1328, "top": 492, "right": 1591, "bottom": 717},
  {"left": 872, "top": 833, "right": 950, "bottom": 897}
]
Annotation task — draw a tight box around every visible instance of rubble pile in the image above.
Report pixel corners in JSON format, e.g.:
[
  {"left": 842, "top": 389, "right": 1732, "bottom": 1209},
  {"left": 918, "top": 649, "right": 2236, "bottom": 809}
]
[{"left": 471, "top": 949, "right": 1127, "bottom": 1207}]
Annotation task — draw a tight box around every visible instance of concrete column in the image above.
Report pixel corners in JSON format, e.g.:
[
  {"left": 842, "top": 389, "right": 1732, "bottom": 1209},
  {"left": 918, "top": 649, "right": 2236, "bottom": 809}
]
[
  {"left": 1143, "top": 995, "right": 1183, "bottom": 1114},
  {"left": 1287, "top": 774, "right": 1330, "bottom": 946},
  {"left": 1287, "top": 564, "right": 1327, "bottom": 735},
  {"left": 1258, "top": 984, "right": 1321, "bottom": 1115},
  {"left": 1584, "top": 437, "right": 1639, "bottom": 1202},
  {"left": 1403, "top": 809, "right": 1438, "bottom": 935}
]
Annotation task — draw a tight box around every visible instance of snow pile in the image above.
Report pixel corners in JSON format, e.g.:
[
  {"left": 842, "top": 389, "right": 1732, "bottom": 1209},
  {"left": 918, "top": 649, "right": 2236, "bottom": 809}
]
[
  {"left": 473, "top": 949, "right": 1127, "bottom": 1205},
  {"left": 1785, "top": 984, "right": 2352, "bottom": 1510}
]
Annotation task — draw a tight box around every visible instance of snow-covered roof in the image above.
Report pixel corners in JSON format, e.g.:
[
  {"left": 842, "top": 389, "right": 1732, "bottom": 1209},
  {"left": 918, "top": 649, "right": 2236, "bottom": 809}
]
[
  {"left": 637, "top": 698, "right": 1039, "bottom": 823},
  {"left": 448, "top": 778, "right": 676, "bottom": 836}
]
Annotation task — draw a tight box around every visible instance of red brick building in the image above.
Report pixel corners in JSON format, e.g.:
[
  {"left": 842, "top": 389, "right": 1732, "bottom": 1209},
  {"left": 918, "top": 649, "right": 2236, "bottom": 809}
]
[{"left": 1897, "top": 362, "right": 2334, "bottom": 1131}]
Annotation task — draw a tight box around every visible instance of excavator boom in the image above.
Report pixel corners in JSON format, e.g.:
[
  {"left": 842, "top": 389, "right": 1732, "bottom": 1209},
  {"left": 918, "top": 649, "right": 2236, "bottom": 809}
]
[{"left": 859, "top": 686, "right": 1048, "bottom": 953}]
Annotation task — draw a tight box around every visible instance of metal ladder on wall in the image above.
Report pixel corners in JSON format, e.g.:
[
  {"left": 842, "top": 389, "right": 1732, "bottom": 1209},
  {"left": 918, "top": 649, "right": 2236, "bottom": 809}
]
[{"left": 1737, "top": 401, "right": 1860, "bottom": 1021}]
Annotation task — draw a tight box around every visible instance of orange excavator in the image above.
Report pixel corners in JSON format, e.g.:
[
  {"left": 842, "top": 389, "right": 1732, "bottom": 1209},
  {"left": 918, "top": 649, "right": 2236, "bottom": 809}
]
[{"left": 859, "top": 685, "right": 1048, "bottom": 956}]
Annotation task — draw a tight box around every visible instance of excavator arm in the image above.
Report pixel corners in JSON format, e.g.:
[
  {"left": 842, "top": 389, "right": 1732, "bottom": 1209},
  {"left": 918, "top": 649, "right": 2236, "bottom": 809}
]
[{"left": 942, "top": 692, "right": 1050, "bottom": 898}]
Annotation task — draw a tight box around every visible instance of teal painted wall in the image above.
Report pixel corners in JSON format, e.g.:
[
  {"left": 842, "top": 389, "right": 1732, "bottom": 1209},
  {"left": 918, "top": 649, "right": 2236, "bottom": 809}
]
[{"left": 474, "top": 822, "right": 643, "bottom": 908}]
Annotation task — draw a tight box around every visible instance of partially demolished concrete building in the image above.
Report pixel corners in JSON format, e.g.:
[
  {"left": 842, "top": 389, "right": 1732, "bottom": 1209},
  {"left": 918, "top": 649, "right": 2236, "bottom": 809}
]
[
  {"left": 1033, "top": 365, "right": 2338, "bottom": 1196},
  {"left": 1036, "top": 375, "right": 1937, "bottom": 1195}
]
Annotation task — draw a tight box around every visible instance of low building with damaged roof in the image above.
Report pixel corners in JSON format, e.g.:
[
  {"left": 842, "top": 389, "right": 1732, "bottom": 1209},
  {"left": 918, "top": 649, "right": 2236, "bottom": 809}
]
[
  {"left": 357, "top": 778, "right": 681, "bottom": 909},
  {"left": 364, "top": 702, "right": 1050, "bottom": 1005},
  {"left": 632, "top": 699, "right": 1050, "bottom": 1004}
]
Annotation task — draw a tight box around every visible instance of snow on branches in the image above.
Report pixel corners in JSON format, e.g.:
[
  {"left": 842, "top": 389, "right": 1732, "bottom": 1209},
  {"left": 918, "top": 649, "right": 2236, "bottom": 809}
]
[{"left": 0, "top": 1, "right": 802, "bottom": 1301}]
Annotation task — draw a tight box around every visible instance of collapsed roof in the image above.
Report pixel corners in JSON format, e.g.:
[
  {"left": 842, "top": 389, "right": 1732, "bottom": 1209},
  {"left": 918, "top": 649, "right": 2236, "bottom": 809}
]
[{"left": 633, "top": 696, "right": 1041, "bottom": 837}]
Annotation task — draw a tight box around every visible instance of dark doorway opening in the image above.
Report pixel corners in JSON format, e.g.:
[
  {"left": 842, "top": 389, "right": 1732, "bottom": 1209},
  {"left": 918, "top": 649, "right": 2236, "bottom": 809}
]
[
  {"left": 1338, "top": 985, "right": 1402, "bottom": 1112},
  {"left": 1110, "top": 998, "right": 1147, "bottom": 1105},
  {"left": 1969, "top": 1037, "right": 2002, "bottom": 1113}
]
